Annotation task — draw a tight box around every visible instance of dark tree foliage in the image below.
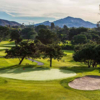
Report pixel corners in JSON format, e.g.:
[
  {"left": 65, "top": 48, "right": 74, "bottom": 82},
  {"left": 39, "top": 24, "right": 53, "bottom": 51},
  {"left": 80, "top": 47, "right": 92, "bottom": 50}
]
[
  {"left": 35, "top": 29, "right": 59, "bottom": 45},
  {"left": 35, "top": 25, "right": 48, "bottom": 32},
  {"left": 57, "top": 25, "right": 69, "bottom": 43},
  {"left": 0, "top": 26, "right": 10, "bottom": 41},
  {"left": 71, "top": 34, "right": 87, "bottom": 45},
  {"left": 91, "top": 33, "right": 100, "bottom": 42},
  {"left": 47, "top": 25, "right": 61, "bottom": 33},
  {"left": 51, "top": 23, "right": 55, "bottom": 29},
  {"left": 5, "top": 41, "right": 40, "bottom": 65},
  {"left": 69, "top": 27, "right": 88, "bottom": 40},
  {"left": 94, "top": 45, "right": 100, "bottom": 65},
  {"left": 21, "top": 28, "right": 37, "bottom": 39},
  {"left": 27, "top": 31, "right": 37, "bottom": 40},
  {"left": 10, "top": 30, "right": 22, "bottom": 46},
  {"left": 73, "top": 43, "right": 99, "bottom": 68},
  {"left": 71, "top": 30, "right": 100, "bottom": 45},
  {"left": 80, "top": 32, "right": 100, "bottom": 43},
  {"left": 63, "top": 25, "right": 68, "bottom": 29},
  {"left": 82, "top": 32, "right": 92, "bottom": 40}
]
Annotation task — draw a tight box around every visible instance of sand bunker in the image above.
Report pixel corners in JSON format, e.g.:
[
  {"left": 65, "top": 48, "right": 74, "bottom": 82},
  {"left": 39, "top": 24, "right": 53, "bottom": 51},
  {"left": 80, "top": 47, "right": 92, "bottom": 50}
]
[
  {"left": 0, "top": 68, "right": 76, "bottom": 81},
  {"left": 69, "top": 75, "right": 100, "bottom": 90}
]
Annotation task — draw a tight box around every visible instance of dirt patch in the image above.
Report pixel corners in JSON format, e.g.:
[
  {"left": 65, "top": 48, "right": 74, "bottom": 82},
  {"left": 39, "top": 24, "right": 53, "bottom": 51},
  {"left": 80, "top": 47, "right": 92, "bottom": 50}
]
[{"left": 68, "top": 75, "right": 100, "bottom": 90}]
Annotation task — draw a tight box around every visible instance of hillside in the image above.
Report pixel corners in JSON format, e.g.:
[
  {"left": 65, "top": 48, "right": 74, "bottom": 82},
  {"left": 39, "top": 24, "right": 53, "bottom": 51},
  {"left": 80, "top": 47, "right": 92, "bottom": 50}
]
[{"left": 0, "top": 19, "right": 21, "bottom": 26}]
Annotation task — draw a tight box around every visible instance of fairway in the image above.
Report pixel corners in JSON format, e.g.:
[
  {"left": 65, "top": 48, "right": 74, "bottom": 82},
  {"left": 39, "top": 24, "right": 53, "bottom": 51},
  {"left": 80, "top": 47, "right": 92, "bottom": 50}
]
[{"left": 0, "top": 68, "right": 76, "bottom": 81}]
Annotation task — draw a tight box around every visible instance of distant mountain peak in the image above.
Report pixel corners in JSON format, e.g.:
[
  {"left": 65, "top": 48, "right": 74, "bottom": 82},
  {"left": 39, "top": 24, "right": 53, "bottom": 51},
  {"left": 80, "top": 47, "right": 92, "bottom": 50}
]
[
  {"left": 66, "top": 16, "right": 73, "bottom": 18},
  {"left": 35, "top": 16, "right": 96, "bottom": 28},
  {"left": 44, "top": 21, "right": 50, "bottom": 22}
]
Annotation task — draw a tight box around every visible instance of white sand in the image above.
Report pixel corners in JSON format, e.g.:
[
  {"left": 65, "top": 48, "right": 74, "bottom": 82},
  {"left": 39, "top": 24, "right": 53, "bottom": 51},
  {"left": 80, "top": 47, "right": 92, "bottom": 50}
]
[
  {"left": 69, "top": 76, "right": 100, "bottom": 90},
  {"left": 0, "top": 68, "right": 76, "bottom": 81}
]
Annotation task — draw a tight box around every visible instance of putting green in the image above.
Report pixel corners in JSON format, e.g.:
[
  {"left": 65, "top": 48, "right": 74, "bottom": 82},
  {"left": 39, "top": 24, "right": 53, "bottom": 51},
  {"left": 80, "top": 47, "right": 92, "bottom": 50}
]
[{"left": 0, "top": 68, "right": 76, "bottom": 81}]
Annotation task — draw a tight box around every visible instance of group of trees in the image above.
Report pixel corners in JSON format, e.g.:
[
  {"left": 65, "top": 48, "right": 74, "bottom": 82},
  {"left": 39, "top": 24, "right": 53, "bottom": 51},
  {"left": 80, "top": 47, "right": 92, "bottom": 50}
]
[
  {"left": 5, "top": 28, "right": 64, "bottom": 67},
  {"left": 71, "top": 31, "right": 100, "bottom": 45},
  {"left": 73, "top": 43, "right": 100, "bottom": 68}
]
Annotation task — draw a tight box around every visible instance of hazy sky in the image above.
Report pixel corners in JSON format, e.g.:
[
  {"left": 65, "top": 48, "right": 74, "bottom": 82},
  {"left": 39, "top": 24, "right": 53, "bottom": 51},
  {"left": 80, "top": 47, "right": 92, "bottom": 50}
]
[{"left": 0, "top": 0, "right": 100, "bottom": 24}]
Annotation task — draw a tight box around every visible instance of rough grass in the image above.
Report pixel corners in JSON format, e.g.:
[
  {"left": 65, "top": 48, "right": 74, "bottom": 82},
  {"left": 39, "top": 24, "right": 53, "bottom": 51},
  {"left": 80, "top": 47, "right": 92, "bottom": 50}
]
[{"left": 0, "top": 41, "right": 100, "bottom": 100}]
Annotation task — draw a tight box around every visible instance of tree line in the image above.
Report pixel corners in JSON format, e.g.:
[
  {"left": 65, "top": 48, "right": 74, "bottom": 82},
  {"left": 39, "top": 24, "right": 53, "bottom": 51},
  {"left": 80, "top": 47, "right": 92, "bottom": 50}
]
[{"left": 0, "top": 23, "right": 100, "bottom": 68}]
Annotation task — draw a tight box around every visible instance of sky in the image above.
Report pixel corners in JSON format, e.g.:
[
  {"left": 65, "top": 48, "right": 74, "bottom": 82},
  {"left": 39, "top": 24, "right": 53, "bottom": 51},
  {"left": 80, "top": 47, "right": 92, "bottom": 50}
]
[{"left": 0, "top": 0, "right": 100, "bottom": 24}]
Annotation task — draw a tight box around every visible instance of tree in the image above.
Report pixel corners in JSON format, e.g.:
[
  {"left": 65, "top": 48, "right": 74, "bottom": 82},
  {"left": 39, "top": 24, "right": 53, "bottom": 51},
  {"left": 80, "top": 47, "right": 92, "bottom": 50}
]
[
  {"left": 69, "top": 27, "right": 88, "bottom": 40},
  {"left": 42, "top": 44, "right": 64, "bottom": 67},
  {"left": 51, "top": 23, "right": 55, "bottom": 29},
  {"left": 73, "top": 43, "right": 97, "bottom": 68},
  {"left": 82, "top": 32, "right": 92, "bottom": 40},
  {"left": 57, "top": 25, "right": 69, "bottom": 43},
  {"left": 63, "top": 25, "right": 68, "bottom": 29},
  {"left": 91, "top": 33, "right": 100, "bottom": 42},
  {"left": 10, "top": 29, "right": 22, "bottom": 46},
  {"left": 27, "top": 31, "right": 37, "bottom": 40},
  {"left": 71, "top": 34, "right": 87, "bottom": 45},
  {"left": 21, "top": 28, "right": 37, "bottom": 39},
  {"left": 93, "top": 45, "right": 100, "bottom": 65},
  {"left": 35, "top": 29, "right": 59, "bottom": 45},
  {"left": 35, "top": 25, "right": 48, "bottom": 32},
  {"left": 0, "top": 26, "right": 10, "bottom": 42},
  {"left": 5, "top": 41, "right": 40, "bottom": 65}
]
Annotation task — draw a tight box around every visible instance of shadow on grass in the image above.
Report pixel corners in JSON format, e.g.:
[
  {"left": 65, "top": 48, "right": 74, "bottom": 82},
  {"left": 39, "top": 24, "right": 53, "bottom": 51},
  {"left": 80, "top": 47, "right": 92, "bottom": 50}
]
[
  {"left": 59, "top": 68, "right": 75, "bottom": 74},
  {"left": 0, "top": 65, "right": 50, "bottom": 74},
  {"left": 0, "top": 56, "right": 5, "bottom": 58},
  {"left": 59, "top": 66, "right": 96, "bottom": 74},
  {"left": 69, "top": 59, "right": 75, "bottom": 62},
  {"left": 0, "top": 49, "right": 6, "bottom": 51}
]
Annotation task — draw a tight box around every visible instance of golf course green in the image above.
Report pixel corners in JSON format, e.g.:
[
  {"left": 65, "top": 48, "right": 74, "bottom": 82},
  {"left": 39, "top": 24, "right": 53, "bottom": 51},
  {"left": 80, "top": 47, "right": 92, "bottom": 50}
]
[
  {"left": 0, "top": 41, "right": 100, "bottom": 100},
  {"left": 0, "top": 68, "right": 76, "bottom": 81}
]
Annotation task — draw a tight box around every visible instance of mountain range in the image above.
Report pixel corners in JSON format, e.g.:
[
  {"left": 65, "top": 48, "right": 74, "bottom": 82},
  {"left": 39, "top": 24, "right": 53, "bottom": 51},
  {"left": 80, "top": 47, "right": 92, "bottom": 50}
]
[
  {"left": 0, "top": 16, "right": 97, "bottom": 28},
  {"left": 35, "top": 16, "right": 96, "bottom": 28},
  {"left": 0, "top": 19, "right": 21, "bottom": 26}
]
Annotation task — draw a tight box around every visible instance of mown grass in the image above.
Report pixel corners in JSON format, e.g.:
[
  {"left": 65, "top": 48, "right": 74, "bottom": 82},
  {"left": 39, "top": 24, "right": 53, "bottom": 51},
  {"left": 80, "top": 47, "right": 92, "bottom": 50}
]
[
  {"left": 0, "top": 41, "right": 100, "bottom": 100},
  {"left": 0, "top": 68, "right": 100, "bottom": 100}
]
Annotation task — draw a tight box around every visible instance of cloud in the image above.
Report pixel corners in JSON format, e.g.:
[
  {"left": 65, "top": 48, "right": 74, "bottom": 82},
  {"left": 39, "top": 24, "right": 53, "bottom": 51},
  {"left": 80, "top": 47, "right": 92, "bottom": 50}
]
[{"left": 0, "top": 0, "right": 100, "bottom": 23}]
